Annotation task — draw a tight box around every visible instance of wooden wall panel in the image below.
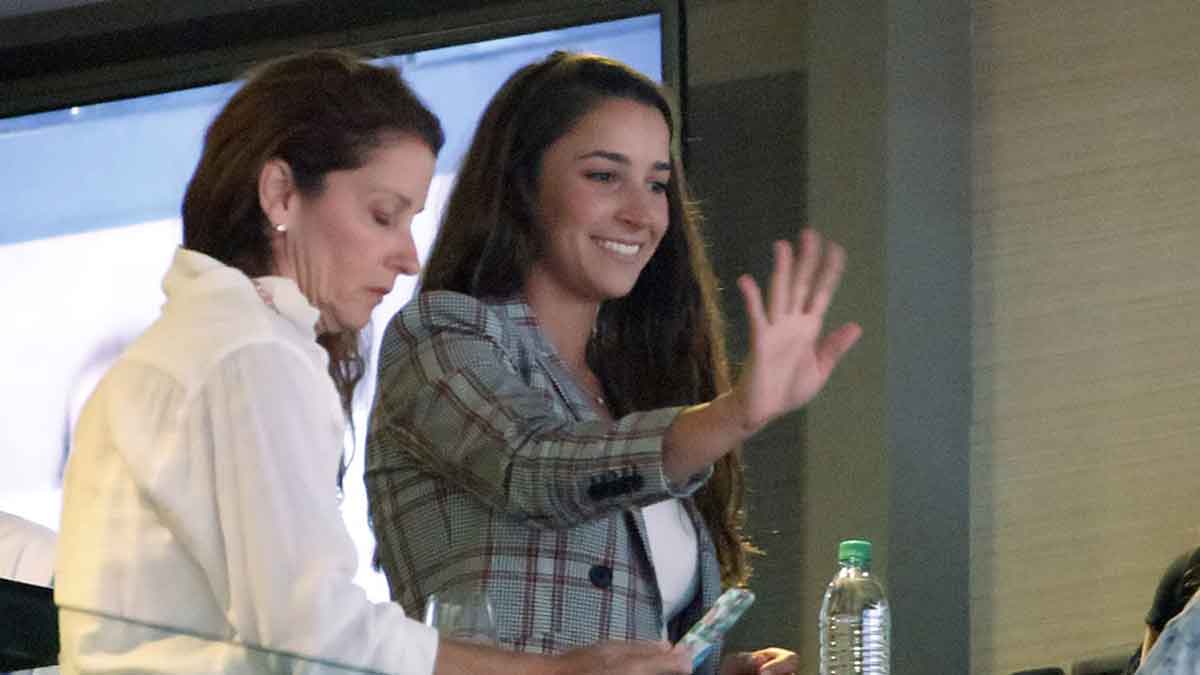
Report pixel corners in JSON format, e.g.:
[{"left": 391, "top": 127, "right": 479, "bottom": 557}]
[{"left": 971, "top": 2, "right": 1200, "bottom": 673}]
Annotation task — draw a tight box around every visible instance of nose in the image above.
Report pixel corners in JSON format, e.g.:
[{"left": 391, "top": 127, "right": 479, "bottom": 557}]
[
  {"left": 616, "top": 184, "right": 662, "bottom": 231},
  {"left": 384, "top": 224, "right": 421, "bottom": 277}
]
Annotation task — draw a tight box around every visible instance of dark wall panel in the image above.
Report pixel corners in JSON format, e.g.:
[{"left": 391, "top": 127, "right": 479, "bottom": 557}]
[{"left": 686, "top": 69, "right": 809, "bottom": 655}]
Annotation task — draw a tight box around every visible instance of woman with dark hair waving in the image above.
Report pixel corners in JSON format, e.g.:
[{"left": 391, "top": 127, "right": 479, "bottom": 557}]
[
  {"left": 366, "top": 51, "right": 860, "bottom": 675},
  {"left": 55, "top": 50, "right": 690, "bottom": 675}
]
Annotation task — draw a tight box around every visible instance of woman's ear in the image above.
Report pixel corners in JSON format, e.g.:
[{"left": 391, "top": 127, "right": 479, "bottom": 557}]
[{"left": 258, "top": 158, "right": 297, "bottom": 230}]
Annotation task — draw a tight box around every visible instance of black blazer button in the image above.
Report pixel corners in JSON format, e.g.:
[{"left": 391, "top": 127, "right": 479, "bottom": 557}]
[
  {"left": 620, "top": 474, "right": 643, "bottom": 494},
  {"left": 589, "top": 564, "right": 613, "bottom": 589}
]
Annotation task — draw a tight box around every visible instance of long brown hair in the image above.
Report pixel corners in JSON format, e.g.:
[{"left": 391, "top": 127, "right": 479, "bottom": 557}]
[
  {"left": 421, "top": 51, "right": 755, "bottom": 587},
  {"left": 181, "top": 49, "right": 443, "bottom": 483}
]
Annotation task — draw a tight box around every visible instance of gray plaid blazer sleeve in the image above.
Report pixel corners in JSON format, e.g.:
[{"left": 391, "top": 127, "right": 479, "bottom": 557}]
[{"left": 367, "top": 290, "right": 698, "bottom": 527}]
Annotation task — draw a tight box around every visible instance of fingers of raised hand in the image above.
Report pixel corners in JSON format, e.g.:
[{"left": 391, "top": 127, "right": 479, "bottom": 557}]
[
  {"left": 767, "top": 229, "right": 845, "bottom": 320},
  {"left": 768, "top": 240, "right": 794, "bottom": 320},
  {"left": 806, "top": 237, "right": 846, "bottom": 316},
  {"left": 738, "top": 274, "right": 767, "bottom": 329},
  {"left": 816, "top": 322, "right": 862, "bottom": 371},
  {"left": 753, "top": 231, "right": 852, "bottom": 355},
  {"left": 789, "top": 229, "right": 821, "bottom": 313}
]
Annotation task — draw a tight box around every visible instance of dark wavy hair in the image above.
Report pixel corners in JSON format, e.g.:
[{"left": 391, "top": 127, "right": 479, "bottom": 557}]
[
  {"left": 420, "top": 51, "right": 755, "bottom": 587},
  {"left": 181, "top": 49, "right": 443, "bottom": 484}
]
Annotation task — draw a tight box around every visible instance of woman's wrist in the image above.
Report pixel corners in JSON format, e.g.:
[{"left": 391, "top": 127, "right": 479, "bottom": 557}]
[
  {"left": 714, "top": 388, "right": 763, "bottom": 436},
  {"left": 662, "top": 392, "right": 760, "bottom": 483}
]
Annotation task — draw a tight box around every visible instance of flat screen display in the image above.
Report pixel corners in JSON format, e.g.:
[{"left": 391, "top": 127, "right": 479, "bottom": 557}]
[{"left": 0, "top": 13, "right": 664, "bottom": 601}]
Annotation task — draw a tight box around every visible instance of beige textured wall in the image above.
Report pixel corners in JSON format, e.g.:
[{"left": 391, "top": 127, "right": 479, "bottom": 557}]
[
  {"left": 972, "top": 2, "right": 1200, "bottom": 673},
  {"left": 686, "top": 0, "right": 807, "bottom": 86}
]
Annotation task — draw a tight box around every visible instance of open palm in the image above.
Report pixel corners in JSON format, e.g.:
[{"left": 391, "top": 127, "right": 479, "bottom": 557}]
[{"left": 733, "top": 229, "right": 861, "bottom": 431}]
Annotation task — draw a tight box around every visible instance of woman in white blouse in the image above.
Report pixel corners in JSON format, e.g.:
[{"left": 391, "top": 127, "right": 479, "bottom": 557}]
[{"left": 53, "top": 50, "right": 690, "bottom": 675}]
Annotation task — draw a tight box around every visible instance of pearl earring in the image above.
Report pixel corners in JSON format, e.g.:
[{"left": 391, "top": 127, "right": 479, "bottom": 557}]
[{"left": 273, "top": 223, "right": 288, "bottom": 233}]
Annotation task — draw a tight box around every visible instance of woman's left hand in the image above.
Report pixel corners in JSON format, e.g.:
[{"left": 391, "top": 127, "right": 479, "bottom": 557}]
[
  {"left": 719, "top": 647, "right": 799, "bottom": 675},
  {"left": 659, "top": 229, "right": 861, "bottom": 483},
  {"left": 731, "top": 229, "right": 861, "bottom": 433}
]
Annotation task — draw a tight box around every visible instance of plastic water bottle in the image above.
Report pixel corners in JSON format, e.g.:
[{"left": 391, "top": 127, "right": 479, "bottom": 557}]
[{"left": 819, "top": 539, "right": 890, "bottom": 674}]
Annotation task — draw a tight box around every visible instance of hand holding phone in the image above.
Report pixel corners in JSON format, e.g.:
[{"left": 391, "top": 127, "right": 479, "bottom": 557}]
[{"left": 675, "top": 587, "right": 756, "bottom": 668}]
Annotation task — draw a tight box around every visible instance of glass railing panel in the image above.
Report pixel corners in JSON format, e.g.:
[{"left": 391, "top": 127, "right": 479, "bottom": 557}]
[{"left": 40, "top": 606, "right": 390, "bottom": 674}]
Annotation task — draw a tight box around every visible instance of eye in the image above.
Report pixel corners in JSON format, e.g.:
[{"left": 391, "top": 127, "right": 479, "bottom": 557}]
[
  {"left": 373, "top": 211, "right": 392, "bottom": 227},
  {"left": 586, "top": 171, "right": 616, "bottom": 184},
  {"left": 649, "top": 180, "right": 669, "bottom": 194}
]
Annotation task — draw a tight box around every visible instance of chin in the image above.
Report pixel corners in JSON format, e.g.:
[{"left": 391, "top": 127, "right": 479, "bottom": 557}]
[
  {"left": 325, "top": 312, "right": 368, "bottom": 334},
  {"left": 601, "top": 285, "right": 637, "bottom": 301},
  {"left": 344, "top": 315, "right": 371, "bottom": 333}
]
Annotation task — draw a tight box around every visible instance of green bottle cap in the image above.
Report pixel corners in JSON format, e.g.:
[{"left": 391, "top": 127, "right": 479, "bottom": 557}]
[{"left": 838, "top": 539, "right": 872, "bottom": 564}]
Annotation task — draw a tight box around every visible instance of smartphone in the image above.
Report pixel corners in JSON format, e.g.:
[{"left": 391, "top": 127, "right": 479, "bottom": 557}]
[{"left": 675, "top": 587, "right": 756, "bottom": 668}]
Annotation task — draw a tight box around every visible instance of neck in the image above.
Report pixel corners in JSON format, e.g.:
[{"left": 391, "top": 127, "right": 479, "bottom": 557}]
[{"left": 522, "top": 277, "right": 599, "bottom": 368}]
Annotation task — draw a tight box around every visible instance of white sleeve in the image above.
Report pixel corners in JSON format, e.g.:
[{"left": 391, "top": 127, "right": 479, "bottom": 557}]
[
  {"left": 197, "top": 341, "right": 438, "bottom": 674},
  {"left": 0, "top": 512, "right": 56, "bottom": 586}
]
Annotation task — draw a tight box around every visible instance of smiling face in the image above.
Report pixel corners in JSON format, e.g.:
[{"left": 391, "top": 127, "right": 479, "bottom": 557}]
[
  {"left": 265, "top": 134, "right": 436, "bottom": 332},
  {"left": 525, "top": 97, "right": 672, "bottom": 306}
]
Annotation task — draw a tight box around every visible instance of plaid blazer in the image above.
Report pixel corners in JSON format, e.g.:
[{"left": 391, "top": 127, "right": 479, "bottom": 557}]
[{"left": 365, "top": 291, "right": 722, "bottom": 671}]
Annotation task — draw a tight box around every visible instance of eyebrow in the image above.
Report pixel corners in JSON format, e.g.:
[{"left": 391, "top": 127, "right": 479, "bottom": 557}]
[
  {"left": 369, "top": 188, "right": 414, "bottom": 211},
  {"left": 577, "top": 150, "right": 671, "bottom": 173}
]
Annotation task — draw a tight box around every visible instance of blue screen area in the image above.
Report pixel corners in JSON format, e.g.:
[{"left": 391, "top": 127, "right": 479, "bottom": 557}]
[
  {"left": 0, "top": 14, "right": 662, "bottom": 601},
  {"left": 1, "top": 15, "right": 661, "bottom": 246}
]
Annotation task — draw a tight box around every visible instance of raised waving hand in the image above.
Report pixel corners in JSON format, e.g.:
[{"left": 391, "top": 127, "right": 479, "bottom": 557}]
[
  {"left": 662, "top": 229, "right": 861, "bottom": 483},
  {"left": 731, "top": 228, "right": 861, "bottom": 432}
]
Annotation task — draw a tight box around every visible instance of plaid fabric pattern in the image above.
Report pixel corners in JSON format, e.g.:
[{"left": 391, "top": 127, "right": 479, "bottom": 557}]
[{"left": 365, "top": 291, "right": 722, "bottom": 670}]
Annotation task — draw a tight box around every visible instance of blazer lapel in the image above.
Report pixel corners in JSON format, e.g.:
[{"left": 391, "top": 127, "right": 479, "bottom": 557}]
[
  {"left": 490, "top": 297, "right": 596, "bottom": 422},
  {"left": 626, "top": 507, "right": 665, "bottom": 628}
]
